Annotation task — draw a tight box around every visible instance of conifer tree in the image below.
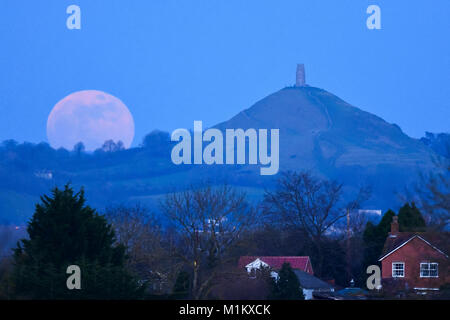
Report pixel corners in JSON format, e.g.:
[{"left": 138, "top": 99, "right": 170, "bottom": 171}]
[
  {"left": 362, "top": 209, "right": 396, "bottom": 266},
  {"left": 398, "top": 202, "right": 426, "bottom": 232},
  {"left": 12, "top": 185, "right": 144, "bottom": 299},
  {"left": 270, "top": 263, "right": 304, "bottom": 300}
]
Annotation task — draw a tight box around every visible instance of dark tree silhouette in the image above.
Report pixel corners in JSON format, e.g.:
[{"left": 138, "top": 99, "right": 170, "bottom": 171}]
[
  {"left": 12, "top": 185, "right": 144, "bottom": 299},
  {"left": 101, "top": 140, "right": 125, "bottom": 152},
  {"left": 269, "top": 263, "right": 304, "bottom": 300},
  {"left": 398, "top": 202, "right": 426, "bottom": 232},
  {"left": 416, "top": 160, "right": 450, "bottom": 230},
  {"left": 73, "top": 142, "right": 85, "bottom": 156},
  {"left": 362, "top": 209, "right": 396, "bottom": 268}
]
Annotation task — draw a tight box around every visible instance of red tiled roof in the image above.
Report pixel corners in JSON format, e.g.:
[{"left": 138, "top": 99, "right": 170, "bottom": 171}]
[{"left": 238, "top": 256, "right": 313, "bottom": 274}]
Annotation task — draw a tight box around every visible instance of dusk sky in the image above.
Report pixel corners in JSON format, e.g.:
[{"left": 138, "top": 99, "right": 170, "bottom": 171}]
[{"left": 0, "top": 0, "right": 449, "bottom": 148}]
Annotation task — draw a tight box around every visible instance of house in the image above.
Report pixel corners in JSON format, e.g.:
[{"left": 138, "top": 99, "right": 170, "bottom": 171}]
[
  {"left": 238, "top": 256, "right": 334, "bottom": 299},
  {"left": 292, "top": 269, "right": 335, "bottom": 300},
  {"left": 239, "top": 256, "right": 314, "bottom": 275},
  {"left": 378, "top": 216, "right": 450, "bottom": 292}
]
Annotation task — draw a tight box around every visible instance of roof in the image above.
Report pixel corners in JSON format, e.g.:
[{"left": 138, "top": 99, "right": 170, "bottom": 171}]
[
  {"left": 379, "top": 232, "right": 450, "bottom": 261},
  {"left": 336, "top": 287, "right": 368, "bottom": 299},
  {"left": 293, "top": 270, "right": 334, "bottom": 290},
  {"left": 238, "top": 256, "right": 312, "bottom": 273}
]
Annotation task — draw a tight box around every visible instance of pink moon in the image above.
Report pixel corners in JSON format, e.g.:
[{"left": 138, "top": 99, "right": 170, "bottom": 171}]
[{"left": 47, "top": 90, "right": 135, "bottom": 151}]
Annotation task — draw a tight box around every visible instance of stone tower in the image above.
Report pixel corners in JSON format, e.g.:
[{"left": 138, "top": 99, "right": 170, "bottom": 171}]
[{"left": 296, "top": 64, "right": 306, "bottom": 87}]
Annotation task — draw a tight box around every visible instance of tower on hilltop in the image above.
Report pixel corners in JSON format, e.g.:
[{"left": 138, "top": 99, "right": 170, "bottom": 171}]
[{"left": 296, "top": 64, "right": 306, "bottom": 87}]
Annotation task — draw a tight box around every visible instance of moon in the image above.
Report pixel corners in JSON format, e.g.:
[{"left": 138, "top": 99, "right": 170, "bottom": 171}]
[{"left": 47, "top": 90, "right": 135, "bottom": 151}]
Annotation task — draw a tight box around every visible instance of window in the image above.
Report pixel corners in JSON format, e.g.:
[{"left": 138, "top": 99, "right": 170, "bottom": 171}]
[
  {"left": 420, "top": 263, "right": 438, "bottom": 278},
  {"left": 392, "top": 262, "right": 405, "bottom": 277}
]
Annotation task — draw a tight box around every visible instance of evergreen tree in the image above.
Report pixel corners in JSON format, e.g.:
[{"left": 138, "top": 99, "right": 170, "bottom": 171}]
[
  {"left": 269, "top": 263, "right": 304, "bottom": 300},
  {"left": 398, "top": 202, "right": 426, "bottom": 232},
  {"left": 375, "top": 209, "right": 396, "bottom": 236},
  {"left": 362, "top": 209, "right": 396, "bottom": 267},
  {"left": 12, "top": 185, "right": 144, "bottom": 299},
  {"left": 362, "top": 204, "right": 427, "bottom": 270}
]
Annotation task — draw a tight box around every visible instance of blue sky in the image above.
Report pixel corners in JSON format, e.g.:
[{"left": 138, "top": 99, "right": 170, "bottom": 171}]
[{"left": 0, "top": 0, "right": 449, "bottom": 147}]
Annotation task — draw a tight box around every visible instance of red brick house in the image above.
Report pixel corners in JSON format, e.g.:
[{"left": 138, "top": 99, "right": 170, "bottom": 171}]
[{"left": 379, "top": 216, "right": 449, "bottom": 292}]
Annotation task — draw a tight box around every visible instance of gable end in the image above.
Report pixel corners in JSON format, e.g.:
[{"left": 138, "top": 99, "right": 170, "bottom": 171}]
[{"left": 379, "top": 235, "right": 449, "bottom": 261}]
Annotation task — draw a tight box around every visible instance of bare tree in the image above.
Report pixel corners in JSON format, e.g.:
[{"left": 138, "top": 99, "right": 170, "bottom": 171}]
[
  {"left": 263, "top": 171, "right": 370, "bottom": 275},
  {"left": 0, "top": 226, "right": 13, "bottom": 258},
  {"left": 1, "top": 225, "right": 26, "bottom": 299},
  {"left": 104, "top": 204, "right": 174, "bottom": 293},
  {"left": 100, "top": 140, "right": 125, "bottom": 153},
  {"left": 416, "top": 159, "right": 450, "bottom": 230},
  {"left": 0, "top": 225, "right": 26, "bottom": 258},
  {"left": 211, "top": 265, "right": 271, "bottom": 300},
  {"left": 160, "top": 184, "right": 256, "bottom": 299}
]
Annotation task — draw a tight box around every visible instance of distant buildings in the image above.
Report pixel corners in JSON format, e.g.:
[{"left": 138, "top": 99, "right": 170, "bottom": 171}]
[
  {"left": 238, "top": 256, "right": 335, "bottom": 300},
  {"left": 34, "top": 170, "right": 53, "bottom": 180},
  {"left": 358, "top": 209, "right": 382, "bottom": 216}
]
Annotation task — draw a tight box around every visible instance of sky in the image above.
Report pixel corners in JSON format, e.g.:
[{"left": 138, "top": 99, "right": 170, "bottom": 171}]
[{"left": 0, "top": 0, "right": 449, "bottom": 148}]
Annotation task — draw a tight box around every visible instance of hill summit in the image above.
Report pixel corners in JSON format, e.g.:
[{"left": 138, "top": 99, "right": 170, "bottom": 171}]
[
  {"left": 217, "top": 85, "right": 432, "bottom": 171},
  {"left": 215, "top": 70, "right": 436, "bottom": 208}
]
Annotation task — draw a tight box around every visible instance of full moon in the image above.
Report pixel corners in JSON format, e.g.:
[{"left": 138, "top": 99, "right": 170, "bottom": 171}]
[{"left": 47, "top": 90, "right": 135, "bottom": 151}]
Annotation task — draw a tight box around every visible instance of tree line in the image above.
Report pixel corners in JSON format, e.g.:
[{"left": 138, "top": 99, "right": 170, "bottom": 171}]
[{"left": 0, "top": 166, "right": 448, "bottom": 299}]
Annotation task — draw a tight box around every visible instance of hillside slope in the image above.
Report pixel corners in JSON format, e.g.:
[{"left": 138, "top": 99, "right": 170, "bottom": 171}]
[{"left": 214, "top": 86, "right": 437, "bottom": 208}]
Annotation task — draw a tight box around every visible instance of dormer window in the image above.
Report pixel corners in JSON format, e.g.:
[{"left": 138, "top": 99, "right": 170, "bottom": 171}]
[{"left": 420, "top": 263, "right": 438, "bottom": 278}]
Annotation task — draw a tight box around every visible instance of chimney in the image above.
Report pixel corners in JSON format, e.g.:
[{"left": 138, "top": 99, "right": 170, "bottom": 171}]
[
  {"left": 296, "top": 64, "right": 305, "bottom": 87},
  {"left": 390, "top": 216, "right": 399, "bottom": 235}
]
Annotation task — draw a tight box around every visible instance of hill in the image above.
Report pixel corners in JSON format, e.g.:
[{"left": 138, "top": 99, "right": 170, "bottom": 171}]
[
  {"left": 0, "top": 86, "right": 443, "bottom": 223},
  {"left": 214, "top": 85, "right": 438, "bottom": 208}
]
